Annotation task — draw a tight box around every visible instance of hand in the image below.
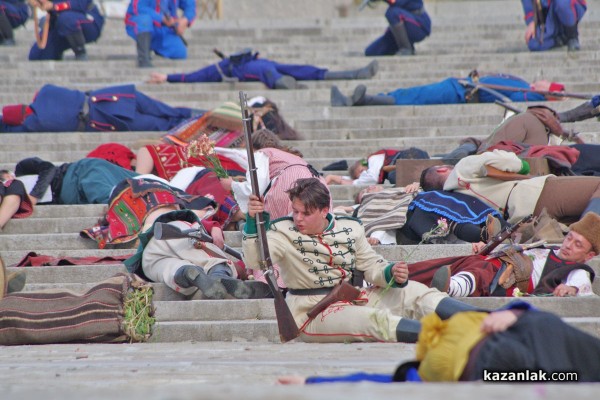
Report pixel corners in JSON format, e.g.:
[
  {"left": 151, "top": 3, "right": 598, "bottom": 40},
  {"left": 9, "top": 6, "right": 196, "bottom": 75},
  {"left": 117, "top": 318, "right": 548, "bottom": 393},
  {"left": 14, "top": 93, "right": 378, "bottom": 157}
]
[
  {"left": 175, "top": 17, "right": 188, "bottom": 36},
  {"left": 553, "top": 283, "right": 578, "bottom": 297},
  {"left": 277, "top": 375, "right": 307, "bottom": 385},
  {"left": 219, "top": 176, "right": 233, "bottom": 193},
  {"left": 39, "top": 0, "right": 53, "bottom": 11},
  {"left": 210, "top": 226, "right": 225, "bottom": 249},
  {"left": 367, "top": 237, "right": 380, "bottom": 246},
  {"left": 247, "top": 194, "right": 265, "bottom": 218},
  {"left": 147, "top": 73, "right": 167, "bottom": 84},
  {"left": 471, "top": 241, "right": 485, "bottom": 254},
  {"left": 480, "top": 310, "right": 520, "bottom": 334},
  {"left": 403, "top": 182, "right": 420, "bottom": 193},
  {"left": 162, "top": 15, "right": 175, "bottom": 27},
  {"left": 391, "top": 261, "right": 409, "bottom": 285},
  {"left": 525, "top": 22, "right": 536, "bottom": 42}
]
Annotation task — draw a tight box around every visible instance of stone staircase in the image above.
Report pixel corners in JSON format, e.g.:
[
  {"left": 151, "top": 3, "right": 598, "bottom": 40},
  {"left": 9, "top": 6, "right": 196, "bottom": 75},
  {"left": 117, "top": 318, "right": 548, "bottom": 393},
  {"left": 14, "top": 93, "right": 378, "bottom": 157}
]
[{"left": 1, "top": 0, "right": 600, "bottom": 343}]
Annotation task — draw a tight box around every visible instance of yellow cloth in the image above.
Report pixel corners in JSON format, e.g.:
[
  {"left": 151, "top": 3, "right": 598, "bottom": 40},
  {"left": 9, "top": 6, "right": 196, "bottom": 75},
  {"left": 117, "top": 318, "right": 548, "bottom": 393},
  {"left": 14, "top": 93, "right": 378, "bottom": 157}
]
[{"left": 416, "top": 311, "right": 488, "bottom": 381}]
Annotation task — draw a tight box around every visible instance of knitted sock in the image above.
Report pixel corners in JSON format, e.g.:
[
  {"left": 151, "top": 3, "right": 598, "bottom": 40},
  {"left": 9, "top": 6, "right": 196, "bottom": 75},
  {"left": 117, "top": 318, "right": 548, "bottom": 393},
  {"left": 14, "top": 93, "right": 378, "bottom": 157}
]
[{"left": 448, "top": 272, "right": 476, "bottom": 297}]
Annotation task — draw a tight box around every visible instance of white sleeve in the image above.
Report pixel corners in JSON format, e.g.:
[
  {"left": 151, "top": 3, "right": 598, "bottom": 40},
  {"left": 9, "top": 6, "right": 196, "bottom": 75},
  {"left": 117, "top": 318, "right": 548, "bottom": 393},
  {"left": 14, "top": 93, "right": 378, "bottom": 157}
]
[
  {"left": 169, "top": 166, "right": 206, "bottom": 190},
  {"left": 369, "top": 230, "right": 397, "bottom": 245},
  {"left": 353, "top": 153, "right": 385, "bottom": 185},
  {"left": 232, "top": 151, "right": 270, "bottom": 214},
  {"left": 565, "top": 269, "right": 595, "bottom": 296}
]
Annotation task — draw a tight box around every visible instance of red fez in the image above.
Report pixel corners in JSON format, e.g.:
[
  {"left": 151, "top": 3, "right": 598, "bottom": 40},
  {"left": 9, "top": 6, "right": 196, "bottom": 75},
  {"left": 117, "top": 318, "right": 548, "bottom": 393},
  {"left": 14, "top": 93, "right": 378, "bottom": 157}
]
[
  {"left": 86, "top": 143, "right": 136, "bottom": 170},
  {"left": 549, "top": 82, "right": 565, "bottom": 92},
  {"left": 2, "top": 104, "right": 33, "bottom": 126}
]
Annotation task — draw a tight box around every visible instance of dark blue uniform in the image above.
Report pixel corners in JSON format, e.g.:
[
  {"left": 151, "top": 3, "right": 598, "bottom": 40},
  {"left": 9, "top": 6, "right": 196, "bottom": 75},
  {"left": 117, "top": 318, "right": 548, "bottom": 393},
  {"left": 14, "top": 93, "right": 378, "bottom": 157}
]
[
  {"left": 1, "top": 84, "right": 193, "bottom": 132},
  {"left": 365, "top": 0, "right": 431, "bottom": 56},
  {"left": 0, "top": 0, "right": 28, "bottom": 35},
  {"left": 384, "top": 74, "right": 546, "bottom": 105},
  {"left": 166, "top": 54, "right": 327, "bottom": 89},
  {"left": 125, "top": 0, "right": 196, "bottom": 59},
  {"left": 29, "top": 0, "right": 104, "bottom": 60},
  {"left": 521, "top": 0, "right": 586, "bottom": 51}
]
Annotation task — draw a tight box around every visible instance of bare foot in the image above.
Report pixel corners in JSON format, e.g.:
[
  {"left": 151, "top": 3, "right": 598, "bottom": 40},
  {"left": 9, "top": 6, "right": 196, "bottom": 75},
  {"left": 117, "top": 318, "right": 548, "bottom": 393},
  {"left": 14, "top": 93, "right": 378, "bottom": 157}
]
[{"left": 277, "top": 375, "right": 306, "bottom": 385}]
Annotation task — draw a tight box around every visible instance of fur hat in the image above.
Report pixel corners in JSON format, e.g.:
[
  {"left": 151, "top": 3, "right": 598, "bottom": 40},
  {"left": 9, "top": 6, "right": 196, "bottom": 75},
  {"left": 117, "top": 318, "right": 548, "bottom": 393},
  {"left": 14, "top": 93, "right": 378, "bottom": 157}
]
[{"left": 569, "top": 212, "right": 600, "bottom": 254}]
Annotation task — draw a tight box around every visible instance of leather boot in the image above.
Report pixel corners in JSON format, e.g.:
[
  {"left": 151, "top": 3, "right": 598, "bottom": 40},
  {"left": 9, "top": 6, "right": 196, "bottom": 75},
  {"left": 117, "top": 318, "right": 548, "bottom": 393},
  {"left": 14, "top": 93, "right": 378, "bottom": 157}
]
[
  {"left": 7, "top": 270, "right": 26, "bottom": 294},
  {"left": 557, "top": 100, "right": 600, "bottom": 123},
  {"left": 389, "top": 22, "right": 415, "bottom": 55},
  {"left": 136, "top": 32, "right": 153, "bottom": 68},
  {"left": 274, "top": 75, "right": 298, "bottom": 89},
  {"left": 564, "top": 24, "right": 580, "bottom": 51},
  {"left": 323, "top": 60, "right": 379, "bottom": 80},
  {"left": 350, "top": 84, "right": 396, "bottom": 106},
  {"left": 330, "top": 85, "right": 351, "bottom": 107},
  {"left": 65, "top": 31, "right": 88, "bottom": 60},
  {"left": 174, "top": 265, "right": 228, "bottom": 299},
  {"left": 434, "top": 297, "right": 482, "bottom": 320},
  {"left": 443, "top": 142, "right": 478, "bottom": 161},
  {"left": 0, "top": 12, "right": 15, "bottom": 46},
  {"left": 395, "top": 318, "right": 421, "bottom": 343}
]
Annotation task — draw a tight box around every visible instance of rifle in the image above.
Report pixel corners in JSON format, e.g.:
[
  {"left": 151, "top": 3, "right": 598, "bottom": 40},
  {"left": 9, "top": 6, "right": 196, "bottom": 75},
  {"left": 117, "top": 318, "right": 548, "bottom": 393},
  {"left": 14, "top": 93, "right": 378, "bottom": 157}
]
[
  {"left": 479, "top": 214, "right": 534, "bottom": 257},
  {"left": 238, "top": 91, "right": 300, "bottom": 343},
  {"left": 358, "top": 0, "right": 380, "bottom": 11},
  {"left": 494, "top": 100, "right": 523, "bottom": 115},
  {"left": 458, "top": 79, "right": 592, "bottom": 100},
  {"left": 153, "top": 222, "right": 242, "bottom": 260},
  {"left": 532, "top": 0, "right": 545, "bottom": 46}
]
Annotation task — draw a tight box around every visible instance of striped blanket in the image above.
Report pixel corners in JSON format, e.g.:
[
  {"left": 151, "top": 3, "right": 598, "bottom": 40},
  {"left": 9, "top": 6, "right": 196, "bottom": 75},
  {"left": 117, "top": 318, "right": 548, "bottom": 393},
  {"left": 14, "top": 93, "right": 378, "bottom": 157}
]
[{"left": 356, "top": 188, "right": 415, "bottom": 236}]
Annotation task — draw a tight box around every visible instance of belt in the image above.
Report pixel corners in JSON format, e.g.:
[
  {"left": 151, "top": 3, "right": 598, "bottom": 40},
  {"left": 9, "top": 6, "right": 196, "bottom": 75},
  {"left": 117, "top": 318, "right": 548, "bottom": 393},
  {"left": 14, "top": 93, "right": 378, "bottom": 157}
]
[
  {"left": 77, "top": 94, "right": 90, "bottom": 132},
  {"left": 288, "top": 287, "right": 334, "bottom": 296}
]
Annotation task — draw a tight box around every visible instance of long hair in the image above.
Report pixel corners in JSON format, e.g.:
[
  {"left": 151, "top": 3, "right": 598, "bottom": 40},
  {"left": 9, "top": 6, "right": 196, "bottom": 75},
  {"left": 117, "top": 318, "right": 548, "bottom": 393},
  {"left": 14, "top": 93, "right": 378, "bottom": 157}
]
[{"left": 251, "top": 128, "right": 304, "bottom": 158}]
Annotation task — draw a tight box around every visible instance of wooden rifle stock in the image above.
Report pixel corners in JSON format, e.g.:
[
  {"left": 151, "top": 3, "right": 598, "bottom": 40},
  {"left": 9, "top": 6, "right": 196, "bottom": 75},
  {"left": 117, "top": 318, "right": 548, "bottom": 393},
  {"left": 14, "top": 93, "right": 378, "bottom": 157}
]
[
  {"left": 479, "top": 214, "right": 534, "bottom": 256},
  {"left": 239, "top": 91, "right": 300, "bottom": 343}
]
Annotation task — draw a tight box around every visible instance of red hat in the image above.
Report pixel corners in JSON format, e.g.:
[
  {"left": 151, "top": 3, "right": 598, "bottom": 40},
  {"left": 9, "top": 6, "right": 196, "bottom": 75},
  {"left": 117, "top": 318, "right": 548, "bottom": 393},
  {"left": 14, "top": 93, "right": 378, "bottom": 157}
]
[
  {"left": 549, "top": 82, "right": 565, "bottom": 92},
  {"left": 86, "top": 143, "right": 136, "bottom": 170},
  {"left": 2, "top": 104, "right": 33, "bottom": 126}
]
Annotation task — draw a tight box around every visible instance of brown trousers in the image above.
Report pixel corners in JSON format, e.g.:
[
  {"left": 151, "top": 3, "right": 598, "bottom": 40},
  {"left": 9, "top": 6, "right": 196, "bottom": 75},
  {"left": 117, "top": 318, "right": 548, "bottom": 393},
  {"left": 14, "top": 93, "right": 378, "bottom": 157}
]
[{"left": 534, "top": 176, "right": 600, "bottom": 223}]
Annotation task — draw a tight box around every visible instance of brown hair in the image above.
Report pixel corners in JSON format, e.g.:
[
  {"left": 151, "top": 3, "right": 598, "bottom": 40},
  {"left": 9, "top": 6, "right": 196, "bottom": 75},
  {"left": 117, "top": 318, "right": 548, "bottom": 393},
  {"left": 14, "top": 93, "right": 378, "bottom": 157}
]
[
  {"left": 251, "top": 128, "right": 304, "bottom": 158},
  {"left": 286, "top": 178, "right": 330, "bottom": 213}
]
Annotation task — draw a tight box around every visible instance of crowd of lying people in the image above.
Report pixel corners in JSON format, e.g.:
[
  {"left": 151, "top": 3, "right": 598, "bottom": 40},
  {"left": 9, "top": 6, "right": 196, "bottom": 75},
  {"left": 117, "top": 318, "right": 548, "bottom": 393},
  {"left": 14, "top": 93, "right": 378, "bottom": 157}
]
[{"left": 1, "top": 0, "right": 600, "bottom": 383}]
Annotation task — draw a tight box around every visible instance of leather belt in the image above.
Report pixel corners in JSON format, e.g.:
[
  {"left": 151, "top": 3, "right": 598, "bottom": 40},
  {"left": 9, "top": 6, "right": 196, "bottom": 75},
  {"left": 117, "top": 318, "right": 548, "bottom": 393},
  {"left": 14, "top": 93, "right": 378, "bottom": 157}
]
[
  {"left": 288, "top": 287, "right": 334, "bottom": 296},
  {"left": 77, "top": 94, "right": 90, "bottom": 132}
]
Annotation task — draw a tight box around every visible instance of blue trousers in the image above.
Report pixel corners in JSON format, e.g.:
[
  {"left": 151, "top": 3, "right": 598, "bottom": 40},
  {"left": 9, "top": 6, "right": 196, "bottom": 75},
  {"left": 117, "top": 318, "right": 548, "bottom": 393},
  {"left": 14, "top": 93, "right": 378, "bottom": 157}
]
[
  {"left": 0, "top": 1, "right": 28, "bottom": 28},
  {"left": 365, "top": 6, "right": 431, "bottom": 56},
  {"left": 126, "top": 14, "right": 187, "bottom": 59},
  {"left": 527, "top": 0, "right": 586, "bottom": 51},
  {"left": 29, "top": 8, "right": 105, "bottom": 60}
]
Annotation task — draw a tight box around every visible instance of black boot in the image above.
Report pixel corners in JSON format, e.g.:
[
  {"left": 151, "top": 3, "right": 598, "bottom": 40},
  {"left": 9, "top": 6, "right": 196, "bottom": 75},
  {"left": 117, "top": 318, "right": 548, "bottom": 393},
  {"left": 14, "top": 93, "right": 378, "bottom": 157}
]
[
  {"left": 323, "top": 60, "right": 379, "bottom": 80},
  {"left": 136, "top": 32, "right": 153, "bottom": 68},
  {"left": 443, "top": 142, "right": 478, "bottom": 161},
  {"left": 389, "top": 22, "right": 415, "bottom": 56},
  {"left": 0, "top": 12, "right": 15, "bottom": 46},
  {"left": 274, "top": 75, "right": 298, "bottom": 89},
  {"left": 395, "top": 318, "right": 421, "bottom": 343},
  {"left": 65, "top": 31, "right": 88, "bottom": 60},
  {"left": 564, "top": 24, "right": 580, "bottom": 51},
  {"left": 434, "top": 297, "right": 482, "bottom": 320},
  {"left": 350, "top": 84, "right": 396, "bottom": 106},
  {"left": 557, "top": 100, "right": 600, "bottom": 123},
  {"left": 174, "top": 265, "right": 228, "bottom": 299}
]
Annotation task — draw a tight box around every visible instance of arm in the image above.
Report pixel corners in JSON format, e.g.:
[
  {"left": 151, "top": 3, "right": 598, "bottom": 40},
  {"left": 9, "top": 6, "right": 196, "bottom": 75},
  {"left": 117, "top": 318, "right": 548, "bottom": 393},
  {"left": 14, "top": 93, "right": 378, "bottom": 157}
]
[
  {"left": 480, "top": 309, "right": 524, "bottom": 334},
  {"left": 520, "top": 0, "right": 535, "bottom": 26},
  {"left": 230, "top": 152, "right": 270, "bottom": 214},
  {"left": 559, "top": 269, "right": 594, "bottom": 296},
  {"left": 241, "top": 194, "right": 285, "bottom": 267},
  {"left": 353, "top": 154, "right": 385, "bottom": 185},
  {"left": 14, "top": 157, "right": 57, "bottom": 202}
]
